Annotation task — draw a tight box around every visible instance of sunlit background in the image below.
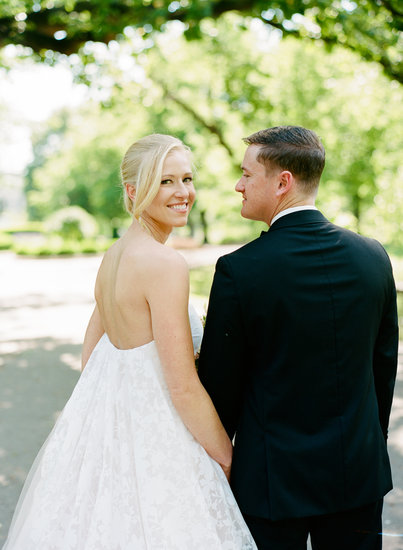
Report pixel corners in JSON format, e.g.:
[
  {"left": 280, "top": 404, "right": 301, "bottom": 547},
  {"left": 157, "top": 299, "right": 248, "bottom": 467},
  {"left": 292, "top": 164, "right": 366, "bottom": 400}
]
[
  {"left": 0, "top": 2, "right": 402, "bottom": 320},
  {"left": 0, "top": 3, "right": 403, "bottom": 546}
]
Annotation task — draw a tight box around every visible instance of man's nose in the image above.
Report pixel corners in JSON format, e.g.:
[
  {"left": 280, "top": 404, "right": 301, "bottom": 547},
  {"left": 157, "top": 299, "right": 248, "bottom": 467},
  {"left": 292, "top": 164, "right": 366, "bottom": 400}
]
[{"left": 235, "top": 179, "right": 244, "bottom": 192}]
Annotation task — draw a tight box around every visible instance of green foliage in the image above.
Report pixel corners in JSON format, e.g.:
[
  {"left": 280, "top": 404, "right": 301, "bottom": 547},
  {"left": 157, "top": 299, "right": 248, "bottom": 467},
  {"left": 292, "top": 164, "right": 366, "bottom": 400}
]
[
  {"left": 246, "top": 36, "right": 403, "bottom": 243},
  {"left": 22, "top": 15, "right": 403, "bottom": 248},
  {"left": 0, "top": 231, "right": 13, "bottom": 249},
  {"left": 189, "top": 265, "right": 215, "bottom": 299},
  {"left": 392, "top": 256, "right": 403, "bottom": 336},
  {"left": 25, "top": 111, "right": 70, "bottom": 220},
  {"left": 26, "top": 108, "right": 127, "bottom": 234},
  {"left": 13, "top": 236, "right": 114, "bottom": 256},
  {"left": 44, "top": 206, "right": 98, "bottom": 239},
  {"left": 0, "top": 0, "right": 401, "bottom": 82},
  {"left": 3, "top": 221, "right": 45, "bottom": 234}
]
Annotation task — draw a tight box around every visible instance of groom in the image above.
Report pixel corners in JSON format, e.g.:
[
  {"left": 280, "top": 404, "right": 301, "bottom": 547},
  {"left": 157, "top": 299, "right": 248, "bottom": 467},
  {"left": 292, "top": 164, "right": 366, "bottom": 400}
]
[{"left": 197, "top": 126, "right": 399, "bottom": 550}]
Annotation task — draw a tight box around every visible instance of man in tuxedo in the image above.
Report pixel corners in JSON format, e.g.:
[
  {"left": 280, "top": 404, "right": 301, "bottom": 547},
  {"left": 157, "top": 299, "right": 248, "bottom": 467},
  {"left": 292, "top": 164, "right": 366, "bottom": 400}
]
[{"left": 197, "top": 126, "right": 399, "bottom": 550}]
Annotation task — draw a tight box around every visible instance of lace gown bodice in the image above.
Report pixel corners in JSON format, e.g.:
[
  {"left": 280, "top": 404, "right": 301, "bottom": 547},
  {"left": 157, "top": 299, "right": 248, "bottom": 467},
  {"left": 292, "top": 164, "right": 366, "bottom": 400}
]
[{"left": 2, "top": 305, "right": 256, "bottom": 550}]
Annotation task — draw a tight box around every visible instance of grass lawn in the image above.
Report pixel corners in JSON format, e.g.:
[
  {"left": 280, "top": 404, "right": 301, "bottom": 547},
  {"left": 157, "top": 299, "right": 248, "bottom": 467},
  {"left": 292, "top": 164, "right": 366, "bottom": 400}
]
[{"left": 189, "top": 265, "right": 215, "bottom": 301}]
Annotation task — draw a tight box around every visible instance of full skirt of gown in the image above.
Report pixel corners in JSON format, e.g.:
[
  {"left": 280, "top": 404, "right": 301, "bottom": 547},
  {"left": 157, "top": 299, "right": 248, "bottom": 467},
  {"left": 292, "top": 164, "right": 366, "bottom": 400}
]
[{"left": 2, "top": 334, "right": 257, "bottom": 549}]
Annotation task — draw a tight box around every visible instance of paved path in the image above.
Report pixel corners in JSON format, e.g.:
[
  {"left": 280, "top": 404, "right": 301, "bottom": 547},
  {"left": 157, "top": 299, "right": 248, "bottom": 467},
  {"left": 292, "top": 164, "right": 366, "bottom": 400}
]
[{"left": 0, "top": 250, "right": 402, "bottom": 547}]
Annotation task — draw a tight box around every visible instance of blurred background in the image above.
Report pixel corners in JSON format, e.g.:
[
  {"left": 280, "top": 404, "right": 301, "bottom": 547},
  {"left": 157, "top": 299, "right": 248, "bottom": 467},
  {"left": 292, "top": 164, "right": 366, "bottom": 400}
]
[
  {"left": 0, "top": 0, "right": 402, "bottom": 320},
  {"left": 0, "top": 1, "right": 402, "bottom": 545},
  {"left": 0, "top": 1, "right": 402, "bottom": 258}
]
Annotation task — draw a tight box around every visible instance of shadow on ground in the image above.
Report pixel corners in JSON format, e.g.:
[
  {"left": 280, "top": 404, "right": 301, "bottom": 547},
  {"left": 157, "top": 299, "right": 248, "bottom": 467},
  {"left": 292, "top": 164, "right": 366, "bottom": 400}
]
[
  {"left": 1, "top": 343, "right": 402, "bottom": 548},
  {"left": 0, "top": 338, "right": 81, "bottom": 544},
  {"left": 382, "top": 351, "right": 403, "bottom": 550}
]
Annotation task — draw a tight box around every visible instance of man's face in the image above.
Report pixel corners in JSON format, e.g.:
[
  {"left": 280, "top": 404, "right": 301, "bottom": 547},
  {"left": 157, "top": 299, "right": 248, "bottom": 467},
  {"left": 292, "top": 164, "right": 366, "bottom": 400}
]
[{"left": 235, "top": 145, "right": 280, "bottom": 224}]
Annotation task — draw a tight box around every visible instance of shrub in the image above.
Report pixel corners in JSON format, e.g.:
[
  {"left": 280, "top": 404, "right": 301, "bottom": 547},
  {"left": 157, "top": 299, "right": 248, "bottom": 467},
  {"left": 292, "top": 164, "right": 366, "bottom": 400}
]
[
  {"left": 3, "top": 222, "right": 45, "bottom": 235},
  {"left": 0, "top": 232, "right": 13, "bottom": 250},
  {"left": 45, "top": 207, "right": 98, "bottom": 240},
  {"left": 13, "top": 236, "right": 115, "bottom": 257}
]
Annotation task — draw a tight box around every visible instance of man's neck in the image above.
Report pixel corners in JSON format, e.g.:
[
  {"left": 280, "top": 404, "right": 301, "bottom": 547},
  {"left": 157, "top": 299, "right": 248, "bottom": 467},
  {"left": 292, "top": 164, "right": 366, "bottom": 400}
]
[{"left": 270, "top": 205, "right": 317, "bottom": 226}]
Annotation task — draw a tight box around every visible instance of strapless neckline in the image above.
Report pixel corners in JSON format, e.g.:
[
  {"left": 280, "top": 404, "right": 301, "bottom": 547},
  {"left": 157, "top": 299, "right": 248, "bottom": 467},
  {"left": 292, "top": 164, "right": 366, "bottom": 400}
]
[
  {"left": 103, "top": 333, "right": 155, "bottom": 352},
  {"left": 101, "top": 302, "right": 203, "bottom": 355}
]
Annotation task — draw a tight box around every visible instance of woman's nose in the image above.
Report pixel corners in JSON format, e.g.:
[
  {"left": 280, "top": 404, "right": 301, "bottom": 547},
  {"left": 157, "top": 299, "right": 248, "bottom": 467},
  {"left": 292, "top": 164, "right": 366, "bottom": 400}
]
[{"left": 174, "top": 180, "right": 189, "bottom": 196}]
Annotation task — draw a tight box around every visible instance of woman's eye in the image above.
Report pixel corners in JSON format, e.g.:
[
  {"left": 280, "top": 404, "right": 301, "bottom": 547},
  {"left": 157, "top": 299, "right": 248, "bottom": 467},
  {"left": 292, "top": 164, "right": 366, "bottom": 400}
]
[
  {"left": 161, "top": 179, "right": 172, "bottom": 185},
  {"left": 184, "top": 177, "right": 193, "bottom": 183}
]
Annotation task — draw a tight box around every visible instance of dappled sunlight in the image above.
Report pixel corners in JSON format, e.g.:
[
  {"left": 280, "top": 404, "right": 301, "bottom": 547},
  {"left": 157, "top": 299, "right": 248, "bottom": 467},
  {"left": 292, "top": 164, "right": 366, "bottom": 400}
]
[
  {"left": 389, "top": 425, "right": 403, "bottom": 456},
  {"left": 388, "top": 361, "right": 403, "bottom": 458},
  {"left": 0, "top": 0, "right": 402, "bottom": 542},
  {"left": 60, "top": 352, "right": 81, "bottom": 372},
  {"left": 0, "top": 252, "right": 401, "bottom": 544},
  {"left": 0, "top": 474, "right": 8, "bottom": 487},
  {"left": 382, "top": 352, "right": 403, "bottom": 546},
  {"left": 0, "top": 336, "right": 81, "bottom": 542}
]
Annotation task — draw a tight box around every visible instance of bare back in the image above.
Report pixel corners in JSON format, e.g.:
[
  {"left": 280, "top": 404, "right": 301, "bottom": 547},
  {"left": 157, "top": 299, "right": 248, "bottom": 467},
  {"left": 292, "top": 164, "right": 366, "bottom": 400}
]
[{"left": 95, "top": 228, "right": 167, "bottom": 350}]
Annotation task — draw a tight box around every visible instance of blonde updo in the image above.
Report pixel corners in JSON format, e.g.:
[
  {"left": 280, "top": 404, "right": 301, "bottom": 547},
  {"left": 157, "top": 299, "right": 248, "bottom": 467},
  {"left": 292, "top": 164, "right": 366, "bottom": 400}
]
[{"left": 121, "top": 134, "right": 190, "bottom": 220}]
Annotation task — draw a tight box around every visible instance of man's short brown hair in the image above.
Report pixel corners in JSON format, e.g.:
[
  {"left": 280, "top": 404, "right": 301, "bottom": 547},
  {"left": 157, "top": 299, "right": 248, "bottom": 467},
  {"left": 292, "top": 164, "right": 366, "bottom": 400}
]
[{"left": 244, "top": 126, "right": 325, "bottom": 194}]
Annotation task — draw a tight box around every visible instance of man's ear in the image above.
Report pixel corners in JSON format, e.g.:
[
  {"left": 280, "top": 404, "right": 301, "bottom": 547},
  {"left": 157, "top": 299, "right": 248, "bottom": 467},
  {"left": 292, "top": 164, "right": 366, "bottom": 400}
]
[
  {"left": 126, "top": 183, "right": 136, "bottom": 200},
  {"left": 276, "top": 171, "right": 293, "bottom": 197}
]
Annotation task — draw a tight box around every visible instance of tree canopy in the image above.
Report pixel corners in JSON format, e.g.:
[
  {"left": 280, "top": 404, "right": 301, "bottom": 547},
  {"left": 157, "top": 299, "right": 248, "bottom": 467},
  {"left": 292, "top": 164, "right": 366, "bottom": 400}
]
[
  {"left": 0, "top": 0, "right": 402, "bottom": 83},
  {"left": 22, "top": 20, "right": 403, "bottom": 247}
]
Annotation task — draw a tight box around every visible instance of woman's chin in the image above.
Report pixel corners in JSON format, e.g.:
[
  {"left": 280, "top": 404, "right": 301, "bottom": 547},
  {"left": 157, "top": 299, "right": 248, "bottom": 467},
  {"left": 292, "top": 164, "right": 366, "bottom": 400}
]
[{"left": 173, "top": 216, "right": 189, "bottom": 227}]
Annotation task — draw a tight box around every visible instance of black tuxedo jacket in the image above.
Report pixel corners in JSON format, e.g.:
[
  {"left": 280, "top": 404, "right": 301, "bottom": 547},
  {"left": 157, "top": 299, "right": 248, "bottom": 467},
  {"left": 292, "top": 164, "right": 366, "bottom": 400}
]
[{"left": 198, "top": 210, "right": 399, "bottom": 521}]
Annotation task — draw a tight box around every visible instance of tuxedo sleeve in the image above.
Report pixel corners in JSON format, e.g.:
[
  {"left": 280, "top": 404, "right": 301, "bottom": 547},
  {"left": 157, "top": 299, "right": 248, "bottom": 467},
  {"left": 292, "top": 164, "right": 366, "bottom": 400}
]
[
  {"left": 197, "top": 255, "right": 247, "bottom": 440},
  {"left": 373, "top": 265, "right": 399, "bottom": 441}
]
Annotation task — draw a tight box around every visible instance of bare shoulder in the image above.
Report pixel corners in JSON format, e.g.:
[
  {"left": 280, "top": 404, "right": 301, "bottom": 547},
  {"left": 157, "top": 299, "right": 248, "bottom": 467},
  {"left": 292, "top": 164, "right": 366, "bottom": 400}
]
[
  {"left": 125, "top": 243, "right": 190, "bottom": 307},
  {"left": 142, "top": 242, "right": 188, "bottom": 279},
  {"left": 121, "top": 239, "right": 188, "bottom": 279}
]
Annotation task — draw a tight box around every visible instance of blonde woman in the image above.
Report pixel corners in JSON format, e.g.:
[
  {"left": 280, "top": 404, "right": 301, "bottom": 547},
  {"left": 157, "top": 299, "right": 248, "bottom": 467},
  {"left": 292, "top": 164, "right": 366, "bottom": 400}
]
[{"left": 3, "top": 134, "right": 257, "bottom": 549}]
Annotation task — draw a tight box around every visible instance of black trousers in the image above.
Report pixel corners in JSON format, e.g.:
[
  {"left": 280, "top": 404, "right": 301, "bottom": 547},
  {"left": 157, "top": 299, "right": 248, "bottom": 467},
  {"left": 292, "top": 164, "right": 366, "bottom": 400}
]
[{"left": 244, "top": 500, "right": 383, "bottom": 550}]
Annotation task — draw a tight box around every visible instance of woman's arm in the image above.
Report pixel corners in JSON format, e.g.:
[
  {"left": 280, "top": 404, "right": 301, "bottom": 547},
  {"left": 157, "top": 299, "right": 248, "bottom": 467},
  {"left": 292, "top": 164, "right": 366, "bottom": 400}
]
[
  {"left": 145, "top": 251, "right": 233, "bottom": 477},
  {"left": 81, "top": 305, "right": 104, "bottom": 371}
]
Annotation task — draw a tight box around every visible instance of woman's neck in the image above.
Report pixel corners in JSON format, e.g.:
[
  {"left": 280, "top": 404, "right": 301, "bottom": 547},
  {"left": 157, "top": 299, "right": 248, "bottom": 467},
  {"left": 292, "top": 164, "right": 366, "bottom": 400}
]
[{"left": 129, "top": 216, "right": 171, "bottom": 244}]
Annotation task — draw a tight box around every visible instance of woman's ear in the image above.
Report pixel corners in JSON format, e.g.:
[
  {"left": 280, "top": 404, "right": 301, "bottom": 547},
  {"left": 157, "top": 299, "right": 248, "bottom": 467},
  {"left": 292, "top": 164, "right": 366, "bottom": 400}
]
[{"left": 126, "top": 183, "right": 136, "bottom": 201}]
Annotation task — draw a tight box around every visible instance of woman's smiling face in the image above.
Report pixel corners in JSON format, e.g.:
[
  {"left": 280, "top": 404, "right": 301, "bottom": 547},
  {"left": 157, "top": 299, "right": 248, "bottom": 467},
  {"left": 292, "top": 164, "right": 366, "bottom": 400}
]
[{"left": 142, "top": 148, "right": 195, "bottom": 235}]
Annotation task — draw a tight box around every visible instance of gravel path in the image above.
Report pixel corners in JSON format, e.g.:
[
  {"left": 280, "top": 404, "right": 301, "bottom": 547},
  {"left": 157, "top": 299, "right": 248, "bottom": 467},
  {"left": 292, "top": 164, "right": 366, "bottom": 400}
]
[{"left": 0, "top": 250, "right": 402, "bottom": 547}]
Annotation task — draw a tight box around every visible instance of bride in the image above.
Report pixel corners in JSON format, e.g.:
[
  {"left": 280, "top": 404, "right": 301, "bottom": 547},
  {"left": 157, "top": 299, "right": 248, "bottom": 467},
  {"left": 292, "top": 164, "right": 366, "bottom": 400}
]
[{"left": 3, "top": 134, "right": 257, "bottom": 549}]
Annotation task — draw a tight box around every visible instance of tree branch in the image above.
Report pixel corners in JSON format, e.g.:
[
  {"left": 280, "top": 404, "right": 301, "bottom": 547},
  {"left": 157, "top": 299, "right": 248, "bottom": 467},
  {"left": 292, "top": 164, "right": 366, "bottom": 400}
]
[
  {"left": 379, "top": 0, "right": 403, "bottom": 19},
  {"left": 0, "top": 0, "right": 401, "bottom": 83},
  {"left": 156, "top": 79, "right": 236, "bottom": 161}
]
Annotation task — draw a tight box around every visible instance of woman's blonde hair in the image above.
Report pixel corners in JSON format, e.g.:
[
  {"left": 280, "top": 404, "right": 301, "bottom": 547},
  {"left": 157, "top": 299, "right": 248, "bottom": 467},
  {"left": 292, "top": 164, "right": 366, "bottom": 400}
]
[{"left": 120, "top": 134, "right": 190, "bottom": 220}]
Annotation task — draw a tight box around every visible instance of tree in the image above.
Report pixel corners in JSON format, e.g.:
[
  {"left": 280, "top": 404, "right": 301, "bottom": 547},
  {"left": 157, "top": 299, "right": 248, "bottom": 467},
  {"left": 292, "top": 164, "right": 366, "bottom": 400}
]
[
  {"left": 24, "top": 17, "right": 403, "bottom": 247},
  {"left": 25, "top": 106, "right": 128, "bottom": 235},
  {"left": 25, "top": 110, "right": 69, "bottom": 219},
  {"left": 0, "top": 0, "right": 402, "bottom": 83}
]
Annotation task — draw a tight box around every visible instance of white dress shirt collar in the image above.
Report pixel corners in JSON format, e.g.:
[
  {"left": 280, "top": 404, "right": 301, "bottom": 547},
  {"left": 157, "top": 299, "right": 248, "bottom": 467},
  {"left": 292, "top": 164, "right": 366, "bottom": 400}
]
[{"left": 271, "top": 205, "right": 317, "bottom": 226}]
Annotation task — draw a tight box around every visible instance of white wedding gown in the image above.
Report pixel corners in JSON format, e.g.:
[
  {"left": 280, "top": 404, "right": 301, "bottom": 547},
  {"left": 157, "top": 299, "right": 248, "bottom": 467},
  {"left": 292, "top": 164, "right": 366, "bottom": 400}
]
[{"left": 3, "top": 306, "right": 256, "bottom": 549}]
